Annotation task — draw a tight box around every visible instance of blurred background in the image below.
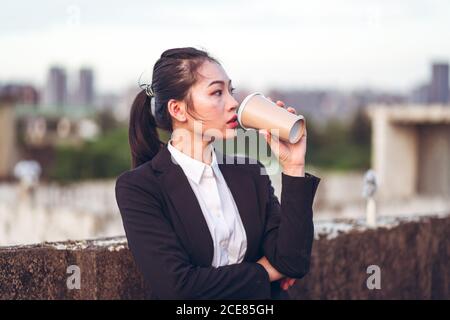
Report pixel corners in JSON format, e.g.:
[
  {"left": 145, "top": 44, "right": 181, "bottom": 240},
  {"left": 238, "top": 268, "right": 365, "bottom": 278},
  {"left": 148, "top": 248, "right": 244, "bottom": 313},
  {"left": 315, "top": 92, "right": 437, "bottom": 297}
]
[{"left": 1, "top": 0, "right": 449, "bottom": 246}]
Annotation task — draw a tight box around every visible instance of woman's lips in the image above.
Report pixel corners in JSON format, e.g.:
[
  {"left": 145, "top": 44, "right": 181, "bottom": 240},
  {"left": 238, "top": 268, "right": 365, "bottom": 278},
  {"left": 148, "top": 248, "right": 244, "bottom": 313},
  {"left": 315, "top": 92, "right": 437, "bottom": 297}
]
[
  {"left": 226, "top": 114, "right": 238, "bottom": 128},
  {"left": 227, "top": 114, "right": 237, "bottom": 122},
  {"left": 226, "top": 120, "right": 239, "bottom": 129}
]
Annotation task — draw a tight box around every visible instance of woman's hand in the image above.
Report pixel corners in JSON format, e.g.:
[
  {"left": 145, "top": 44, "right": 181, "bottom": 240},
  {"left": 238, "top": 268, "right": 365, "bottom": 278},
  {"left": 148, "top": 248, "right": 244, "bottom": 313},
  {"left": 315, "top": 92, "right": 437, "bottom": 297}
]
[
  {"left": 256, "top": 256, "right": 284, "bottom": 282},
  {"left": 280, "top": 277, "right": 296, "bottom": 291},
  {"left": 259, "top": 98, "right": 307, "bottom": 177},
  {"left": 257, "top": 256, "right": 297, "bottom": 290}
]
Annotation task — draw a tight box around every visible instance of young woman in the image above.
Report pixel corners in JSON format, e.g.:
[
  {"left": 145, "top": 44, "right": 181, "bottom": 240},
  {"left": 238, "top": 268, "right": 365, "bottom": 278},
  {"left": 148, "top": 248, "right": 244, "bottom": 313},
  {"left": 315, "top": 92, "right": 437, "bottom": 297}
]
[{"left": 115, "top": 47, "right": 321, "bottom": 300}]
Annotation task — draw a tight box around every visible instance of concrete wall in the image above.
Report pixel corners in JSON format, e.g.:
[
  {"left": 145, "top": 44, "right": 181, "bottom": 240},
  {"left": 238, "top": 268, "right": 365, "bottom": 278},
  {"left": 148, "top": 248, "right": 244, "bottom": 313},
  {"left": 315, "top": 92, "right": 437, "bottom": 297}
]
[
  {"left": 368, "top": 105, "right": 450, "bottom": 200},
  {"left": 1, "top": 214, "right": 448, "bottom": 300},
  {"left": 370, "top": 107, "right": 418, "bottom": 200},
  {"left": 418, "top": 124, "right": 450, "bottom": 196},
  {"left": 0, "top": 102, "right": 17, "bottom": 179}
]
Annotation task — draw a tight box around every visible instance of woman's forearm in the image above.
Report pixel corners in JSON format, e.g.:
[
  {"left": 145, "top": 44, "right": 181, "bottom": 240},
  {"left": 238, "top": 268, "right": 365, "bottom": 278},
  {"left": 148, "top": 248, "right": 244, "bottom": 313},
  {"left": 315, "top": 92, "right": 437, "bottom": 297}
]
[
  {"left": 261, "top": 170, "right": 320, "bottom": 279},
  {"left": 257, "top": 256, "right": 285, "bottom": 282},
  {"left": 282, "top": 165, "right": 305, "bottom": 177}
]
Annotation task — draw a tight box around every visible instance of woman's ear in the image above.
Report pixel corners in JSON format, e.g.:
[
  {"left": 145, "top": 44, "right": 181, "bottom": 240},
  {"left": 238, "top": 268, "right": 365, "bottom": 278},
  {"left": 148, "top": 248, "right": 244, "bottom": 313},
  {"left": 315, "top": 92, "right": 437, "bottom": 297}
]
[{"left": 167, "top": 99, "right": 187, "bottom": 122}]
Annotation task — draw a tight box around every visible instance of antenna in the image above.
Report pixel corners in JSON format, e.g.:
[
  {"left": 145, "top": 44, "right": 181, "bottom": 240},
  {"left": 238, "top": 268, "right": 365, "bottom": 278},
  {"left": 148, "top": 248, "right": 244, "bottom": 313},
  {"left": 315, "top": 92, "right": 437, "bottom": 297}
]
[{"left": 363, "top": 169, "right": 378, "bottom": 227}]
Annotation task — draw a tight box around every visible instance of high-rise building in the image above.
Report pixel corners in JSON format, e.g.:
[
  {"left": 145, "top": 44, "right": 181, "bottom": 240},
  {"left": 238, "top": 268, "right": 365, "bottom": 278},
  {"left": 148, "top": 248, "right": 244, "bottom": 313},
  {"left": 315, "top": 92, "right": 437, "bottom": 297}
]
[
  {"left": 429, "top": 63, "right": 449, "bottom": 104},
  {"left": 78, "top": 68, "right": 94, "bottom": 106},
  {"left": 44, "top": 66, "right": 67, "bottom": 107}
]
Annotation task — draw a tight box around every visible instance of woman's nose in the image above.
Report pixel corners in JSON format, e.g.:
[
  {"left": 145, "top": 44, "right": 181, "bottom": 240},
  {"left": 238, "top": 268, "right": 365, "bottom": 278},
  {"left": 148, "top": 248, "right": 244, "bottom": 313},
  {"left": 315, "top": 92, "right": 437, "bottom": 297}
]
[{"left": 228, "top": 96, "right": 239, "bottom": 112}]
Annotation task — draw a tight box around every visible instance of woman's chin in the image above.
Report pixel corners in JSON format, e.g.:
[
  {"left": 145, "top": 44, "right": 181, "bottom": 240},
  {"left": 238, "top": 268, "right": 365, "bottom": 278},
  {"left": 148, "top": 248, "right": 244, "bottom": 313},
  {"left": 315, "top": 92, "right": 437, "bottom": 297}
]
[
  {"left": 223, "top": 128, "right": 237, "bottom": 140},
  {"left": 204, "top": 128, "right": 237, "bottom": 141}
]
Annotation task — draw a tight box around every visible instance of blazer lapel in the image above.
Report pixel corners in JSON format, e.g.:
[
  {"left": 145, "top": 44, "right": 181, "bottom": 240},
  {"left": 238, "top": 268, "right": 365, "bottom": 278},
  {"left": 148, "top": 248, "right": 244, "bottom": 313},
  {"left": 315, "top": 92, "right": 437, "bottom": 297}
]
[{"left": 151, "top": 145, "right": 214, "bottom": 266}]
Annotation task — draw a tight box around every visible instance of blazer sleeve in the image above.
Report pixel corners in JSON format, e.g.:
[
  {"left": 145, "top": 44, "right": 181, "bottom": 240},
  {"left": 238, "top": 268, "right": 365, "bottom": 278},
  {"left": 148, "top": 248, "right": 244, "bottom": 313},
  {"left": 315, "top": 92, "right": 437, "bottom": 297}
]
[
  {"left": 258, "top": 162, "right": 321, "bottom": 279},
  {"left": 115, "top": 171, "right": 272, "bottom": 300}
]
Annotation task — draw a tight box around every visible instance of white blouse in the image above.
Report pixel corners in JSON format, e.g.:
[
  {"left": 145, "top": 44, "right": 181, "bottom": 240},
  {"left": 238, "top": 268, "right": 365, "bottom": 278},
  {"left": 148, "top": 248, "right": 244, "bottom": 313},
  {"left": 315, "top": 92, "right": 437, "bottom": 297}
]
[{"left": 167, "top": 140, "right": 248, "bottom": 267}]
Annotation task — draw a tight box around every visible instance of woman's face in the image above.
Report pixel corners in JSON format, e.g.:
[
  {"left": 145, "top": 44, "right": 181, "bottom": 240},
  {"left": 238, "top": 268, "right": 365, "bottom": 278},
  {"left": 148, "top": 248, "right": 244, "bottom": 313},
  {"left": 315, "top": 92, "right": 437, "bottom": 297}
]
[{"left": 184, "top": 60, "right": 240, "bottom": 141}]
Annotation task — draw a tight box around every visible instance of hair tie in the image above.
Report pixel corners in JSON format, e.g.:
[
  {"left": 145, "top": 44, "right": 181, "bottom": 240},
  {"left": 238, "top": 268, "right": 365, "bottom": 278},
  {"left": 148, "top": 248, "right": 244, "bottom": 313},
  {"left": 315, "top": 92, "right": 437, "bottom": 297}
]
[
  {"left": 138, "top": 70, "right": 155, "bottom": 97},
  {"left": 146, "top": 84, "right": 155, "bottom": 97},
  {"left": 139, "top": 83, "right": 155, "bottom": 97},
  {"left": 138, "top": 72, "right": 156, "bottom": 117}
]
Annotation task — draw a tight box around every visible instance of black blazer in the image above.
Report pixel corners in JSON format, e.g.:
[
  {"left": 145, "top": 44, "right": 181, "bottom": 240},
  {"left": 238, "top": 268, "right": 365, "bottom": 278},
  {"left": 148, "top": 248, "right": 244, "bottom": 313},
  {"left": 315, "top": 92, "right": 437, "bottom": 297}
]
[{"left": 115, "top": 144, "right": 320, "bottom": 300}]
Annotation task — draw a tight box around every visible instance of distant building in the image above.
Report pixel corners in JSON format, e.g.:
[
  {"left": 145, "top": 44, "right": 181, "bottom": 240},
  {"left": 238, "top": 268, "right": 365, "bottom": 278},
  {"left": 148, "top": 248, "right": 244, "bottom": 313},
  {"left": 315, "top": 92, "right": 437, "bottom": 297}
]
[
  {"left": 0, "top": 84, "right": 39, "bottom": 105},
  {"left": 368, "top": 105, "right": 450, "bottom": 200},
  {"left": 43, "top": 66, "right": 67, "bottom": 107},
  {"left": 14, "top": 103, "right": 99, "bottom": 147},
  {"left": 0, "top": 98, "right": 18, "bottom": 179},
  {"left": 429, "top": 63, "right": 449, "bottom": 104},
  {"left": 409, "top": 84, "right": 429, "bottom": 104},
  {"left": 78, "top": 68, "right": 95, "bottom": 106}
]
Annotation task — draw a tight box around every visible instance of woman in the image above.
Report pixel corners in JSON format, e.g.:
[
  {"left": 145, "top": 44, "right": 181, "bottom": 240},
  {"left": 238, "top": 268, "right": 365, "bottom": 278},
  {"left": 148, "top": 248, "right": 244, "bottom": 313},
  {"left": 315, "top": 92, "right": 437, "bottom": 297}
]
[{"left": 115, "top": 47, "right": 321, "bottom": 300}]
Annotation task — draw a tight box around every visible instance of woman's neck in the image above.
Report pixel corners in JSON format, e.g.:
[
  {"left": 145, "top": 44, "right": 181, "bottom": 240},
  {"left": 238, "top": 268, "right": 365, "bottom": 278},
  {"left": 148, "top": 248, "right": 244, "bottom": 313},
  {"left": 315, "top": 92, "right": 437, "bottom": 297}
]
[{"left": 170, "top": 132, "right": 213, "bottom": 165}]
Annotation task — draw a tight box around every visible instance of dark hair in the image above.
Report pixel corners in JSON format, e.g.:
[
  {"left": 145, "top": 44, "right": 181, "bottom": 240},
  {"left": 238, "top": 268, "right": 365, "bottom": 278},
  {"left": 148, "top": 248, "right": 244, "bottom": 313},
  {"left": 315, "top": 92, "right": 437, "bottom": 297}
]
[{"left": 128, "top": 47, "right": 220, "bottom": 168}]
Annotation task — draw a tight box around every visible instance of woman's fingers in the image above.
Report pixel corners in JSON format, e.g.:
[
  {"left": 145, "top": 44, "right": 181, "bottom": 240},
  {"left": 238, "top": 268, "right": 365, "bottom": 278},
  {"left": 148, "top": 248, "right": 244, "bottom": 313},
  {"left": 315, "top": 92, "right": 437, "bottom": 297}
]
[
  {"left": 275, "top": 99, "right": 297, "bottom": 116},
  {"left": 280, "top": 279, "right": 289, "bottom": 290},
  {"left": 276, "top": 100, "right": 285, "bottom": 107},
  {"left": 286, "top": 107, "right": 296, "bottom": 114},
  {"left": 280, "top": 278, "right": 297, "bottom": 290},
  {"left": 267, "top": 96, "right": 285, "bottom": 107},
  {"left": 258, "top": 129, "right": 269, "bottom": 141}
]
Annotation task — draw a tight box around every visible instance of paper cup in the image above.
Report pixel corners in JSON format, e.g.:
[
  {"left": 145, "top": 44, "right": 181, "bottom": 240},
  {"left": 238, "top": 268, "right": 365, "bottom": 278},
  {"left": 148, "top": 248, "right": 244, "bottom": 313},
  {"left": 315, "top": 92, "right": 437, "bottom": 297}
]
[{"left": 237, "top": 92, "right": 305, "bottom": 144}]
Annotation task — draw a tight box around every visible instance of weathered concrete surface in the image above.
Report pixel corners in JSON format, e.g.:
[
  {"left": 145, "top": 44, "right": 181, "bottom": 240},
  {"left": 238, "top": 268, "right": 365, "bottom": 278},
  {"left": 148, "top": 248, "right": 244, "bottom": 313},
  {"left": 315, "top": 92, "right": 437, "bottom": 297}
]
[
  {"left": 296, "top": 214, "right": 449, "bottom": 299},
  {"left": 1, "top": 214, "right": 448, "bottom": 300},
  {"left": 0, "top": 238, "right": 147, "bottom": 299}
]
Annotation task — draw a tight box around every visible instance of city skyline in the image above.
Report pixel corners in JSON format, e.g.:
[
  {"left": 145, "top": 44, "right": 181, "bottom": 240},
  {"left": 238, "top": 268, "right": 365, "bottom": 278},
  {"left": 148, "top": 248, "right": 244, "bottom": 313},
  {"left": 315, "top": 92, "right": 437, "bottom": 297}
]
[{"left": 1, "top": 1, "right": 450, "bottom": 94}]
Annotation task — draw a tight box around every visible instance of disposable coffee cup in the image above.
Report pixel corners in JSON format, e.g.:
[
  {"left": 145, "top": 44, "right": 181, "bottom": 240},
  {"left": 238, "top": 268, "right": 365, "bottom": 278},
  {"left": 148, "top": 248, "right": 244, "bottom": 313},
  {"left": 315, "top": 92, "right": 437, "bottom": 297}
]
[{"left": 237, "top": 92, "right": 305, "bottom": 144}]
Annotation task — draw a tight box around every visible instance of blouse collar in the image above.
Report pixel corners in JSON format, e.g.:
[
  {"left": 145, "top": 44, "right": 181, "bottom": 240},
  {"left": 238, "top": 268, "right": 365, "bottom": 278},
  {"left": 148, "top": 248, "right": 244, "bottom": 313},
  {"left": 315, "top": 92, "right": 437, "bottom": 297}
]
[{"left": 167, "top": 139, "right": 221, "bottom": 184}]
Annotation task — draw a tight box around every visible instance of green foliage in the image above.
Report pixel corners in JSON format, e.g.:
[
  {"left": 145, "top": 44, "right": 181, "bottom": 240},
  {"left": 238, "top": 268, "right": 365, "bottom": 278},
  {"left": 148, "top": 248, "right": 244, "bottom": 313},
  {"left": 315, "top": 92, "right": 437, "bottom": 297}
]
[
  {"left": 49, "top": 126, "right": 131, "bottom": 182},
  {"left": 306, "top": 109, "right": 372, "bottom": 171},
  {"left": 49, "top": 126, "right": 173, "bottom": 182},
  {"left": 95, "top": 109, "right": 120, "bottom": 135}
]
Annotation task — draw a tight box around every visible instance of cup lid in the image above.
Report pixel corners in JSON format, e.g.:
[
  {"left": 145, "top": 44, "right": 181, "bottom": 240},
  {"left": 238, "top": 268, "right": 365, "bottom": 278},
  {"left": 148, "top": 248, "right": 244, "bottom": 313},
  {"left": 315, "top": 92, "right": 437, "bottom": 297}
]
[{"left": 237, "top": 92, "right": 263, "bottom": 130}]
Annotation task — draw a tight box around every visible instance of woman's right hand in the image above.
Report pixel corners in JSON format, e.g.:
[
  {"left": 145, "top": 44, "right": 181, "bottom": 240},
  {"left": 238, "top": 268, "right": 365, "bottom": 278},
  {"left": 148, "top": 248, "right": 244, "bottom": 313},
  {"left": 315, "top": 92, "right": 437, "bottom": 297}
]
[{"left": 257, "top": 256, "right": 285, "bottom": 282}]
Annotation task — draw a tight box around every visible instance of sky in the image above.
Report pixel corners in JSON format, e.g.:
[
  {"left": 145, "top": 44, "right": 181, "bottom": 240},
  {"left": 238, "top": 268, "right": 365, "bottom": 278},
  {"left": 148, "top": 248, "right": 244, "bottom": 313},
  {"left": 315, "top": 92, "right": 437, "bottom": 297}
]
[{"left": 1, "top": 0, "right": 450, "bottom": 94}]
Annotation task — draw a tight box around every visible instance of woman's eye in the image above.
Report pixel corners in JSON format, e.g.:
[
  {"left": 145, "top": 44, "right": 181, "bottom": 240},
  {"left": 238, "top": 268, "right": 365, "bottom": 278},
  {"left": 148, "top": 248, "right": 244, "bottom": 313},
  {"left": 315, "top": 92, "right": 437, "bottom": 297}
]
[{"left": 213, "top": 87, "right": 236, "bottom": 96}]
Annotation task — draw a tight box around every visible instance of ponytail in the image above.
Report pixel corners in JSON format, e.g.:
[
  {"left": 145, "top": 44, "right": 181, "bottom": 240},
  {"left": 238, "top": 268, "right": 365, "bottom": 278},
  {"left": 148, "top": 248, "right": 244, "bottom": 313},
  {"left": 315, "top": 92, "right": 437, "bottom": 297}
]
[{"left": 128, "top": 90, "right": 162, "bottom": 168}]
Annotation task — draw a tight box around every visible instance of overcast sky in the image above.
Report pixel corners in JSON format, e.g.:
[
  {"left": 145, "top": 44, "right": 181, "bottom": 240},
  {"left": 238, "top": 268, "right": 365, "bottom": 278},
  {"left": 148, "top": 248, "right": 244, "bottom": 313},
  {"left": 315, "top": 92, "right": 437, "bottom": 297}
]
[{"left": 1, "top": 0, "right": 450, "bottom": 93}]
